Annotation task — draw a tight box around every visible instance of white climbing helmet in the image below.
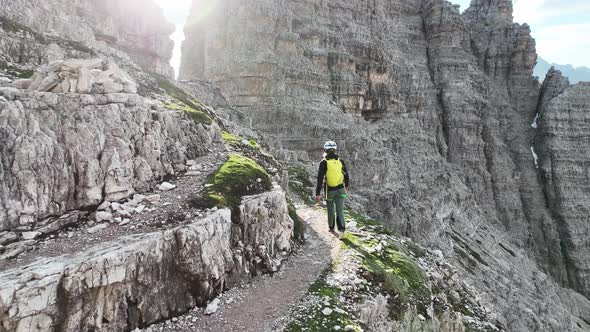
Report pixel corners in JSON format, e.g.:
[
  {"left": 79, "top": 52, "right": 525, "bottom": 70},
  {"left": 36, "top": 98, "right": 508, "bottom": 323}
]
[{"left": 323, "top": 140, "right": 337, "bottom": 150}]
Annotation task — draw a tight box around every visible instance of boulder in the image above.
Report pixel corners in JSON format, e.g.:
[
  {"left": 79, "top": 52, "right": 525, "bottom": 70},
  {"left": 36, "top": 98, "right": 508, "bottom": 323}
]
[
  {"left": 22, "top": 58, "right": 138, "bottom": 94},
  {"left": 159, "top": 182, "right": 176, "bottom": 191},
  {"left": 21, "top": 231, "right": 41, "bottom": 240},
  {"left": 95, "top": 211, "right": 113, "bottom": 223},
  {"left": 36, "top": 72, "right": 60, "bottom": 92},
  {"left": 11, "top": 79, "right": 32, "bottom": 90}
]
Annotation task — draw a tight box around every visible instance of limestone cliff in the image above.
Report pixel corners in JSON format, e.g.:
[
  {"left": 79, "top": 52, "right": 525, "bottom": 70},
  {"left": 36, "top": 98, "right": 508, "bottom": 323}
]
[
  {"left": 0, "top": 88, "right": 218, "bottom": 231},
  {"left": 179, "top": 0, "right": 590, "bottom": 330},
  {"left": 0, "top": 3, "right": 300, "bottom": 332},
  {"left": 536, "top": 74, "right": 590, "bottom": 298},
  {"left": 0, "top": 20, "right": 295, "bottom": 332},
  {"left": 0, "top": 0, "right": 174, "bottom": 77}
]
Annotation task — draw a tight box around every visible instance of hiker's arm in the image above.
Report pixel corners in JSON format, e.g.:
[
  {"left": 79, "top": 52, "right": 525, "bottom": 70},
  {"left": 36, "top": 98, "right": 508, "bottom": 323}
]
[
  {"left": 315, "top": 160, "right": 327, "bottom": 197},
  {"left": 342, "top": 160, "right": 350, "bottom": 190}
]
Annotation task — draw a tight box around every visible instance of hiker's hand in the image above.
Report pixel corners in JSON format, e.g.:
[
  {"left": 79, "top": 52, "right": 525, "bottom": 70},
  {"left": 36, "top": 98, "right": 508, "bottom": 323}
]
[{"left": 315, "top": 195, "right": 321, "bottom": 203}]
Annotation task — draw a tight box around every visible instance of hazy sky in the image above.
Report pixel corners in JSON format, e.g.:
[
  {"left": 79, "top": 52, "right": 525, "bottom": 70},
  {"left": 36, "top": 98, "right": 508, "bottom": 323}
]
[{"left": 155, "top": 0, "right": 590, "bottom": 77}]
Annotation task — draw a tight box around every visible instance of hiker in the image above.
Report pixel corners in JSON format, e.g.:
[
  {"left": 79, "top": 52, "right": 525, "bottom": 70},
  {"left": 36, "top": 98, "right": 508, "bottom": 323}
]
[{"left": 315, "top": 140, "right": 350, "bottom": 240}]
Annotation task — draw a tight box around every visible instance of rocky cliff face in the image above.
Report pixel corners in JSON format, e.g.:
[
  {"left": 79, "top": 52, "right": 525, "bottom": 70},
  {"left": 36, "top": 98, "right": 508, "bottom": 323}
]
[
  {"left": 0, "top": 87, "right": 218, "bottom": 232},
  {"left": 180, "top": 0, "right": 590, "bottom": 330},
  {"left": 0, "top": 3, "right": 305, "bottom": 332},
  {"left": 0, "top": 0, "right": 174, "bottom": 78},
  {"left": 0, "top": 12, "right": 298, "bottom": 332},
  {"left": 536, "top": 74, "right": 590, "bottom": 296}
]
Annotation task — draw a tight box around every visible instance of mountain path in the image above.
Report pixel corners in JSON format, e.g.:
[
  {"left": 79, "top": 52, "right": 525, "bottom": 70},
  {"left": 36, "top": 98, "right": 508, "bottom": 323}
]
[{"left": 145, "top": 206, "right": 340, "bottom": 332}]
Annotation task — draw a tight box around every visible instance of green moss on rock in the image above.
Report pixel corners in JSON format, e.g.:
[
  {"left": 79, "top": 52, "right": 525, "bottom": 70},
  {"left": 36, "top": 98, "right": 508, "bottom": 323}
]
[
  {"left": 248, "top": 139, "right": 260, "bottom": 150},
  {"left": 152, "top": 74, "right": 216, "bottom": 126},
  {"left": 0, "top": 60, "right": 34, "bottom": 79},
  {"left": 165, "top": 102, "right": 212, "bottom": 126},
  {"left": 204, "top": 154, "right": 272, "bottom": 208},
  {"left": 341, "top": 212, "right": 430, "bottom": 320},
  {"left": 221, "top": 131, "right": 261, "bottom": 151},
  {"left": 222, "top": 131, "right": 242, "bottom": 146},
  {"left": 154, "top": 74, "right": 201, "bottom": 109},
  {"left": 344, "top": 210, "right": 391, "bottom": 232}
]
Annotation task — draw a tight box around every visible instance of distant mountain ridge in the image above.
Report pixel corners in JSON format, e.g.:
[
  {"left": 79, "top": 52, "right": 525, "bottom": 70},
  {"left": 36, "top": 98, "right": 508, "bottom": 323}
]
[{"left": 535, "top": 57, "right": 590, "bottom": 83}]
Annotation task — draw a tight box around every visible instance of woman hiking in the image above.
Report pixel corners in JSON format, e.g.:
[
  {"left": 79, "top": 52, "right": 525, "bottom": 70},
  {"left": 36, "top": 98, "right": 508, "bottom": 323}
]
[{"left": 315, "top": 140, "right": 350, "bottom": 240}]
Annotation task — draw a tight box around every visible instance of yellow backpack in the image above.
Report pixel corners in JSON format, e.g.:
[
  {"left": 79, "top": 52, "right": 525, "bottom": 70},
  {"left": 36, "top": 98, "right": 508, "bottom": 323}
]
[{"left": 325, "top": 158, "right": 344, "bottom": 187}]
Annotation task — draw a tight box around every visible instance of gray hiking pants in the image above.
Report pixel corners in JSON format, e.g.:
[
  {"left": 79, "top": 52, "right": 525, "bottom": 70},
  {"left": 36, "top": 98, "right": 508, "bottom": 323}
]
[{"left": 326, "top": 188, "right": 346, "bottom": 231}]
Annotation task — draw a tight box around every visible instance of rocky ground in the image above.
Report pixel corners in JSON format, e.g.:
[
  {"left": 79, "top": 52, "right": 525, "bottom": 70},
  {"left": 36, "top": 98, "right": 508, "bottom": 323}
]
[
  {"left": 142, "top": 206, "right": 499, "bottom": 332},
  {"left": 0, "top": 147, "right": 228, "bottom": 269},
  {"left": 141, "top": 207, "right": 341, "bottom": 332},
  {"left": 0, "top": 129, "right": 294, "bottom": 331}
]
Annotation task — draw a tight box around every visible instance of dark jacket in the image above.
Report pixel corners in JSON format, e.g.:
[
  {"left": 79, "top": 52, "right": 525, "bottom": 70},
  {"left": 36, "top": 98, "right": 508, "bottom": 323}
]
[{"left": 315, "top": 153, "right": 350, "bottom": 196}]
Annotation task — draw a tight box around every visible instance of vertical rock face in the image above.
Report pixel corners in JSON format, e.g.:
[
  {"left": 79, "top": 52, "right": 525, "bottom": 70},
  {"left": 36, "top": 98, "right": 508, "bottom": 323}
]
[
  {"left": 0, "top": 0, "right": 174, "bottom": 77},
  {"left": 424, "top": 0, "right": 567, "bottom": 283},
  {"left": 536, "top": 78, "right": 590, "bottom": 296},
  {"left": 180, "top": 0, "right": 590, "bottom": 329}
]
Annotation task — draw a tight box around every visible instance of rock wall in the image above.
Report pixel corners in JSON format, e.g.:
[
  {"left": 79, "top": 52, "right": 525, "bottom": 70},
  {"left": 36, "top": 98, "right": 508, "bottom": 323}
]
[
  {"left": 0, "top": 0, "right": 174, "bottom": 77},
  {"left": 536, "top": 78, "right": 590, "bottom": 296},
  {"left": 424, "top": 0, "right": 568, "bottom": 284},
  {"left": 0, "top": 88, "right": 220, "bottom": 232},
  {"left": 14, "top": 58, "right": 137, "bottom": 94},
  {"left": 0, "top": 189, "right": 293, "bottom": 332},
  {"left": 179, "top": 0, "right": 590, "bottom": 329},
  {"left": 0, "top": 18, "right": 164, "bottom": 96}
]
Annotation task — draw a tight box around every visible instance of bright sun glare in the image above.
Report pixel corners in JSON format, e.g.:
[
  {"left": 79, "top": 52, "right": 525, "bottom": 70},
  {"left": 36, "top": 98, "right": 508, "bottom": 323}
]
[{"left": 153, "top": 0, "right": 219, "bottom": 78}]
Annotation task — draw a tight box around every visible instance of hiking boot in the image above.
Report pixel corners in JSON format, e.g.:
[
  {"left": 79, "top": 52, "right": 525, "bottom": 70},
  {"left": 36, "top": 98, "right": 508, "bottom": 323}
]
[{"left": 339, "top": 231, "right": 345, "bottom": 240}]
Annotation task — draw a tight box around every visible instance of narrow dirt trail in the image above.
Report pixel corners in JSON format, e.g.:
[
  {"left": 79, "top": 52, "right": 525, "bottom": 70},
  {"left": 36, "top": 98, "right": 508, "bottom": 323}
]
[{"left": 146, "top": 206, "right": 341, "bottom": 332}]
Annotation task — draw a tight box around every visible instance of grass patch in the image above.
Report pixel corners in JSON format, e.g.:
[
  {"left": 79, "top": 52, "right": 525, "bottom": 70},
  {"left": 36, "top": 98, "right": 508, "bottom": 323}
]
[
  {"left": 309, "top": 278, "right": 340, "bottom": 299},
  {"left": 222, "top": 131, "right": 242, "bottom": 146},
  {"left": 248, "top": 138, "right": 260, "bottom": 150},
  {"left": 0, "top": 60, "right": 34, "bottom": 79},
  {"left": 201, "top": 154, "right": 271, "bottom": 208},
  {"left": 340, "top": 213, "right": 430, "bottom": 320},
  {"left": 285, "top": 278, "right": 361, "bottom": 332},
  {"left": 152, "top": 74, "right": 216, "bottom": 126},
  {"left": 222, "top": 131, "right": 261, "bottom": 150},
  {"left": 154, "top": 74, "right": 202, "bottom": 110},
  {"left": 165, "top": 102, "right": 212, "bottom": 126},
  {"left": 344, "top": 210, "right": 393, "bottom": 235},
  {"left": 61, "top": 39, "right": 94, "bottom": 54}
]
